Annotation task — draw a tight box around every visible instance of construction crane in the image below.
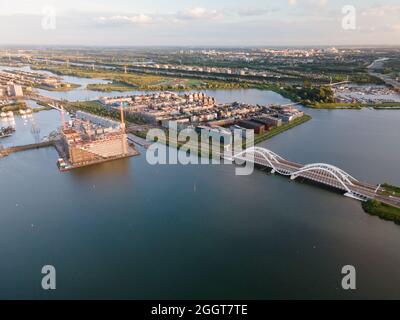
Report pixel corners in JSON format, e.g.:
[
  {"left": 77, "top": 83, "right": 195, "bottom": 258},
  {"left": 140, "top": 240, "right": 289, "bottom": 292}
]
[
  {"left": 60, "top": 105, "right": 67, "bottom": 130},
  {"left": 120, "top": 100, "right": 127, "bottom": 155}
]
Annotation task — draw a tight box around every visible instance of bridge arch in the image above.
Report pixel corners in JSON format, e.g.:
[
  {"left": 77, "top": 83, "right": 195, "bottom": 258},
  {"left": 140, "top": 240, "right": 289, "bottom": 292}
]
[
  {"left": 234, "top": 147, "right": 285, "bottom": 162},
  {"left": 291, "top": 163, "right": 358, "bottom": 193},
  {"left": 293, "top": 163, "right": 358, "bottom": 184},
  {"left": 233, "top": 147, "right": 287, "bottom": 173},
  {"left": 233, "top": 147, "right": 360, "bottom": 193}
]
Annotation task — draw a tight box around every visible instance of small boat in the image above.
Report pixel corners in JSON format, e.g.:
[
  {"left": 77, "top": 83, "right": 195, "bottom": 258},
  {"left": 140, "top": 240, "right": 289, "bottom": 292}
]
[
  {"left": 0, "top": 126, "right": 15, "bottom": 138},
  {"left": 57, "top": 158, "right": 68, "bottom": 171}
]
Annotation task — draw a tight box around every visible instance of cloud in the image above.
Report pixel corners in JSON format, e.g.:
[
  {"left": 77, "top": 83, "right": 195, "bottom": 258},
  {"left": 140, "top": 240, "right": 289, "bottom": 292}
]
[
  {"left": 288, "top": 0, "right": 328, "bottom": 7},
  {"left": 95, "top": 14, "right": 152, "bottom": 26},
  {"left": 237, "top": 7, "right": 279, "bottom": 17},
  {"left": 94, "top": 7, "right": 225, "bottom": 27},
  {"left": 178, "top": 7, "right": 223, "bottom": 20},
  {"left": 361, "top": 5, "right": 400, "bottom": 17},
  {"left": 309, "top": 0, "right": 328, "bottom": 7}
]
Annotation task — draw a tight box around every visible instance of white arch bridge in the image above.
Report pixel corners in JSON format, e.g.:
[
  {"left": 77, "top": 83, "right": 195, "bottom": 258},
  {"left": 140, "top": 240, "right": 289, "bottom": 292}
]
[{"left": 233, "top": 147, "right": 400, "bottom": 207}]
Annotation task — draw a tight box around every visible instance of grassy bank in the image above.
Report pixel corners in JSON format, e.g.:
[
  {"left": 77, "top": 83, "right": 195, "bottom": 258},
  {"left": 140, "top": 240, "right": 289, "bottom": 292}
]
[
  {"left": 362, "top": 200, "right": 400, "bottom": 225},
  {"left": 32, "top": 106, "right": 52, "bottom": 113},
  {"left": 308, "top": 102, "right": 400, "bottom": 110},
  {"left": 35, "top": 83, "right": 80, "bottom": 92},
  {"left": 0, "top": 101, "right": 26, "bottom": 112},
  {"left": 379, "top": 183, "right": 400, "bottom": 197},
  {"left": 252, "top": 114, "right": 312, "bottom": 145},
  {"left": 310, "top": 102, "right": 362, "bottom": 109}
]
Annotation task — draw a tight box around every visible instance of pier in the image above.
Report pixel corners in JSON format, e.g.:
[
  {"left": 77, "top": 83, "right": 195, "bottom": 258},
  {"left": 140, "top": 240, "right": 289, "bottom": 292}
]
[
  {"left": 0, "top": 141, "right": 55, "bottom": 157},
  {"left": 127, "top": 133, "right": 152, "bottom": 149}
]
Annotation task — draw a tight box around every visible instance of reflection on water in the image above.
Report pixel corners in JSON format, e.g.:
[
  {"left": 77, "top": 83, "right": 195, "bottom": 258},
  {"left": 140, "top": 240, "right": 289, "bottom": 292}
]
[
  {"left": 0, "top": 116, "right": 16, "bottom": 128},
  {"left": 69, "top": 157, "right": 131, "bottom": 181},
  {"left": 0, "top": 109, "right": 67, "bottom": 147}
]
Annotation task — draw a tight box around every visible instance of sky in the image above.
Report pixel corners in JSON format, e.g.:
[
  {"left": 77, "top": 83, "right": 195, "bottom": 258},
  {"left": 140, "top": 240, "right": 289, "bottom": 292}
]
[{"left": 0, "top": 0, "right": 399, "bottom": 46}]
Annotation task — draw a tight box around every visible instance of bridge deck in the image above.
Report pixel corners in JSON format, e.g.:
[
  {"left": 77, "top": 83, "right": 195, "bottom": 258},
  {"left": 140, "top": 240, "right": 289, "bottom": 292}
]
[{"left": 234, "top": 148, "right": 400, "bottom": 209}]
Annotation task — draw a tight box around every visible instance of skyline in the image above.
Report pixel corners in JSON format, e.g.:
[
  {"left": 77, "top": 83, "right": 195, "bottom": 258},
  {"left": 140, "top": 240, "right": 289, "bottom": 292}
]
[{"left": 0, "top": 1, "right": 399, "bottom": 47}]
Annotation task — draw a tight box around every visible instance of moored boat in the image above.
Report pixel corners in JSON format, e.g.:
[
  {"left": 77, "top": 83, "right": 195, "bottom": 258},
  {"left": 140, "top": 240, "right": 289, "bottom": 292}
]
[{"left": 0, "top": 126, "right": 15, "bottom": 138}]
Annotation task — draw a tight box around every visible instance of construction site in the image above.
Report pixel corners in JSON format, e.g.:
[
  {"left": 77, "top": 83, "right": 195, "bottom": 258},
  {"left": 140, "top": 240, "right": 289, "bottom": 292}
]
[{"left": 56, "top": 106, "right": 139, "bottom": 171}]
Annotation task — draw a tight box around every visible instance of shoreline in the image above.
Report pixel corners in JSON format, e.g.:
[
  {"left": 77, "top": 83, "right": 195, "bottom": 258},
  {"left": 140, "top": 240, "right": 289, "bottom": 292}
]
[{"left": 362, "top": 200, "right": 400, "bottom": 225}]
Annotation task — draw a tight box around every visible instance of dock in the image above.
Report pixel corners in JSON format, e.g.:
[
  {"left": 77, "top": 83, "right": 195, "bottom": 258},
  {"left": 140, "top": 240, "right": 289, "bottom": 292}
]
[
  {"left": 54, "top": 140, "right": 140, "bottom": 172},
  {"left": 127, "top": 133, "right": 152, "bottom": 149},
  {"left": 0, "top": 141, "right": 55, "bottom": 157}
]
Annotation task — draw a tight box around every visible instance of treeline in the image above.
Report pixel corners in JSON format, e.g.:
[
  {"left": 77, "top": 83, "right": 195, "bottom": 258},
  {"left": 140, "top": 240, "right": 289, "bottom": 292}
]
[
  {"left": 0, "top": 102, "right": 26, "bottom": 112},
  {"left": 66, "top": 101, "right": 146, "bottom": 124},
  {"left": 284, "top": 83, "right": 335, "bottom": 105}
]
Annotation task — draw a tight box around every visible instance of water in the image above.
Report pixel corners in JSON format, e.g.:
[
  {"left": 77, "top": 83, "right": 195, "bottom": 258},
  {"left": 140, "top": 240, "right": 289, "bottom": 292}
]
[
  {"left": 0, "top": 110, "right": 66, "bottom": 148},
  {"left": 1, "top": 73, "right": 400, "bottom": 299}
]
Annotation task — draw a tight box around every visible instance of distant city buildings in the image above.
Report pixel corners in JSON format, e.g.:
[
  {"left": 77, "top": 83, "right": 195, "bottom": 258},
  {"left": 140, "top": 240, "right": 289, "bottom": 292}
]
[
  {"left": 119, "top": 47, "right": 346, "bottom": 82},
  {"left": 333, "top": 85, "right": 400, "bottom": 104},
  {"left": 0, "top": 69, "right": 70, "bottom": 98}
]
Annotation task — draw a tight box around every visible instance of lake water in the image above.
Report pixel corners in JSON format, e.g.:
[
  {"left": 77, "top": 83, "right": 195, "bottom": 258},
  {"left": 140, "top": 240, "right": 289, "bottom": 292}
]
[{"left": 1, "top": 67, "right": 400, "bottom": 299}]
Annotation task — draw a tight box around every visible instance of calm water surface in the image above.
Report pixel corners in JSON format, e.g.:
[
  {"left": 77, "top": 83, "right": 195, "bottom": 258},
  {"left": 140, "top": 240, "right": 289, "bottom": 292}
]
[{"left": 1, "top": 68, "right": 400, "bottom": 299}]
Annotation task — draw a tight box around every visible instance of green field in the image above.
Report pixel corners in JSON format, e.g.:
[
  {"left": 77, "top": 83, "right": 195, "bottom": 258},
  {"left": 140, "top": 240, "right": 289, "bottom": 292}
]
[
  {"left": 31, "top": 64, "right": 252, "bottom": 91},
  {"left": 362, "top": 200, "right": 400, "bottom": 225},
  {"left": 300, "top": 101, "right": 400, "bottom": 110},
  {"left": 87, "top": 81, "right": 137, "bottom": 92}
]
